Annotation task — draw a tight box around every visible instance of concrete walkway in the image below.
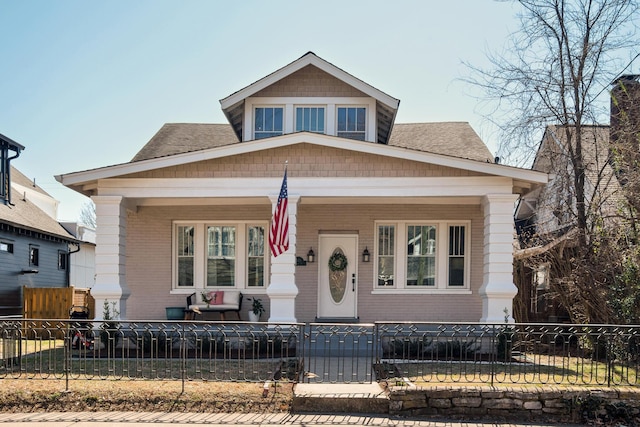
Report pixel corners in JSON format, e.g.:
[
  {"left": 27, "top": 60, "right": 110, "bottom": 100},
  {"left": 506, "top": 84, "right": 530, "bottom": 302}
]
[{"left": 0, "top": 412, "right": 581, "bottom": 426}]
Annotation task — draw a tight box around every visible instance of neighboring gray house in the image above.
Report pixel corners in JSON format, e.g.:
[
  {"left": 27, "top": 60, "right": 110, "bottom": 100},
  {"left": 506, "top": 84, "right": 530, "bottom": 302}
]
[{"left": 0, "top": 133, "right": 77, "bottom": 315}]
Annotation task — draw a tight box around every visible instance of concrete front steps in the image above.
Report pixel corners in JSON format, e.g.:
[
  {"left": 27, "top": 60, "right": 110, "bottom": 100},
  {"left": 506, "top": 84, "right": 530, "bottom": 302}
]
[{"left": 292, "top": 383, "right": 389, "bottom": 414}]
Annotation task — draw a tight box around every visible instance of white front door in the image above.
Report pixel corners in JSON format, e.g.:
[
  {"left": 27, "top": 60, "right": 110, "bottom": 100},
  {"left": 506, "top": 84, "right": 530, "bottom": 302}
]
[{"left": 317, "top": 234, "right": 358, "bottom": 319}]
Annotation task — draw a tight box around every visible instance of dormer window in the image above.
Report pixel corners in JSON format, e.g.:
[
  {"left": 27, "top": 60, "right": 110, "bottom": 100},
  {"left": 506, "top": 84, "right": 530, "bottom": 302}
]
[
  {"left": 254, "top": 107, "right": 283, "bottom": 139},
  {"left": 337, "top": 107, "right": 366, "bottom": 141},
  {"left": 295, "top": 107, "right": 325, "bottom": 133}
]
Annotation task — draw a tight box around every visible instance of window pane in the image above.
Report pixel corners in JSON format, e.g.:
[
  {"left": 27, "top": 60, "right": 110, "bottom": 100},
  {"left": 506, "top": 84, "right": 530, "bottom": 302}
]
[
  {"left": 356, "top": 107, "right": 366, "bottom": 131},
  {"left": 377, "top": 225, "right": 394, "bottom": 286},
  {"left": 248, "top": 258, "right": 264, "bottom": 287},
  {"left": 207, "top": 259, "right": 235, "bottom": 286},
  {"left": 264, "top": 108, "right": 274, "bottom": 131},
  {"left": 338, "top": 108, "right": 346, "bottom": 130},
  {"left": 207, "top": 226, "right": 236, "bottom": 286},
  {"left": 407, "top": 257, "right": 435, "bottom": 286},
  {"left": 347, "top": 108, "right": 356, "bottom": 131},
  {"left": 274, "top": 108, "right": 283, "bottom": 131},
  {"left": 449, "top": 257, "right": 464, "bottom": 286},
  {"left": 177, "top": 226, "right": 194, "bottom": 287}
]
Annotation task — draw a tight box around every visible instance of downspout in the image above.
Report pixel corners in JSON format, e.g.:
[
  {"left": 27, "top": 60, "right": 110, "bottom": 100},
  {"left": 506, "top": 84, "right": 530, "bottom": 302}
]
[
  {"left": 5, "top": 149, "right": 21, "bottom": 206},
  {"left": 66, "top": 242, "right": 81, "bottom": 287}
]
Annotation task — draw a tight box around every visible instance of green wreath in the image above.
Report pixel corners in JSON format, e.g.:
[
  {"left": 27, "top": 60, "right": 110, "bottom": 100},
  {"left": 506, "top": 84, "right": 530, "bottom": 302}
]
[{"left": 328, "top": 252, "right": 348, "bottom": 272}]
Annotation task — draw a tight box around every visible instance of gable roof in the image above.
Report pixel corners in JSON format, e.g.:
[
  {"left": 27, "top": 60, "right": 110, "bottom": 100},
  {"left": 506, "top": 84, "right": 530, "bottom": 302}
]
[
  {"left": 57, "top": 123, "right": 546, "bottom": 198},
  {"left": 130, "top": 122, "right": 492, "bottom": 163},
  {"left": 219, "top": 52, "right": 400, "bottom": 144}
]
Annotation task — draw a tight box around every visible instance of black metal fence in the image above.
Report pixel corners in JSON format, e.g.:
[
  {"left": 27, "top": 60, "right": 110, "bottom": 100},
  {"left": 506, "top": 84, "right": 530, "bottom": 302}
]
[{"left": 1, "top": 319, "right": 639, "bottom": 389}]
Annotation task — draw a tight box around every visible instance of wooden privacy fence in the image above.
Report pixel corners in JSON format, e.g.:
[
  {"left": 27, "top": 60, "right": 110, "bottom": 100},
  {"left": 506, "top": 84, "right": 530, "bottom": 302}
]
[{"left": 23, "top": 286, "right": 95, "bottom": 320}]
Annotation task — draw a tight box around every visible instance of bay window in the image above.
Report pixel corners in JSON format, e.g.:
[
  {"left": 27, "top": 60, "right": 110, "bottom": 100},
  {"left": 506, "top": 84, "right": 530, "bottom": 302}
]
[
  {"left": 173, "top": 222, "right": 267, "bottom": 291},
  {"left": 374, "top": 221, "right": 470, "bottom": 292}
]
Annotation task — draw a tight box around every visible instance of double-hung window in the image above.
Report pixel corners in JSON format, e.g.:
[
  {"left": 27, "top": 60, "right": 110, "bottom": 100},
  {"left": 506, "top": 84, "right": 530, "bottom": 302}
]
[
  {"left": 247, "top": 226, "right": 265, "bottom": 287},
  {"left": 407, "top": 225, "right": 436, "bottom": 286},
  {"left": 207, "top": 226, "right": 235, "bottom": 287},
  {"left": 337, "top": 107, "right": 366, "bottom": 140},
  {"left": 295, "top": 107, "right": 325, "bottom": 133},
  {"left": 375, "top": 221, "right": 469, "bottom": 291},
  {"left": 254, "top": 107, "right": 283, "bottom": 139},
  {"left": 29, "top": 245, "right": 39, "bottom": 267},
  {"left": 377, "top": 225, "right": 395, "bottom": 286},
  {"left": 177, "top": 225, "right": 195, "bottom": 287},
  {"left": 173, "top": 222, "right": 267, "bottom": 291}
]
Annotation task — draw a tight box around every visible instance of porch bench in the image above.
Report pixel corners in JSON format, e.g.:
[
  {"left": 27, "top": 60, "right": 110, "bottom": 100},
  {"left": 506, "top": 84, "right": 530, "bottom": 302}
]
[{"left": 185, "top": 290, "right": 243, "bottom": 320}]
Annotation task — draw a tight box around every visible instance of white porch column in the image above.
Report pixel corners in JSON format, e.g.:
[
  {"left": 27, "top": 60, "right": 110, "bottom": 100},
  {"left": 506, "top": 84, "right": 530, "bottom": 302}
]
[
  {"left": 479, "top": 194, "right": 519, "bottom": 323},
  {"left": 267, "top": 195, "right": 299, "bottom": 323},
  {"left": 91, "top": 195, "right": 130, "bottom": 321}
]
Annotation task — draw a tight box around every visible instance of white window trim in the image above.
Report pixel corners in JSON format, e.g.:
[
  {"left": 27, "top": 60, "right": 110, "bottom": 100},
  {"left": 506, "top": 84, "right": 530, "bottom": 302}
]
[
  {"left": 243, "top": 97, "right": 376, "bottom": 142},
  {"left": 372, "top": 220, "right": 471, "bottom": 295},
  {"left": 253, "top": 105, "right": 285, "bottom": 140},
  {"left": 171, "top": 221, "right": 269, "bottom": 295},
  {"left": 336, "top": 105, "right": 369, "bottom": 141}
]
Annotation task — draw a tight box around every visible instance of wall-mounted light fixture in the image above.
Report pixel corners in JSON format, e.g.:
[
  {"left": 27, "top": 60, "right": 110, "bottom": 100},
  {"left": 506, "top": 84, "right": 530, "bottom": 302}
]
[
  {"left": 307, "top": 248, "right": 315, "bottom": 263},
  {"left": 362, "top": 247, "right": 370, "bottom": 263},
  {"left": 20, "top": 268, "right": 39, "bottom": 275}
]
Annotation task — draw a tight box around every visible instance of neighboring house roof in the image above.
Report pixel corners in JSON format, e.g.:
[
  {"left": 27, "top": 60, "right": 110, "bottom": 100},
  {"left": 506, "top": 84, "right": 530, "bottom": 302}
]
[
  {"left": 515, "top": 124, "right": 621, "bottom": 248},
  {"left": 10, "top": 166, "right": 52, "bottom": 198},
  {"left": 0, "top": 167, "right": 75, "bottom": 242},
  {"left": 0, "top": 193, "right": 76, "bottom": 242},
  {"left": 219, "top": 52, "right": 400, "bottom": 145},
  {"left": 130, "top": 122, "right": 492, "bottom": 163}
]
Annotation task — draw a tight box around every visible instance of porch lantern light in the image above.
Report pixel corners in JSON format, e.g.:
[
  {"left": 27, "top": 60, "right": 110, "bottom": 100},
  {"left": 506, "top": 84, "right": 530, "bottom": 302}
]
[
  {"left": 307, "top": 248, "right": 315, "bottom": 263},
  {"left": 362, "top": 247, "right": 370, "bottom": 263}
]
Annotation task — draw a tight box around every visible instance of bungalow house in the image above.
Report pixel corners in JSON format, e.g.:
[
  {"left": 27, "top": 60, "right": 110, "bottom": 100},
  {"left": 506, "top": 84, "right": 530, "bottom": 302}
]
[
  {"left": 0, "top": 134, "right": 78, "bottom": 316},
  {"left": 56, "top": 52, "right": 547, "bottom": 323}
]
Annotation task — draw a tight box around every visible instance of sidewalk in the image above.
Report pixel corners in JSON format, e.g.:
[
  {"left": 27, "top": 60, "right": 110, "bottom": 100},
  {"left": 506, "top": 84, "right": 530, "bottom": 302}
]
[{"left": 0, "top": 412, "right": 581, "bottom": 426}]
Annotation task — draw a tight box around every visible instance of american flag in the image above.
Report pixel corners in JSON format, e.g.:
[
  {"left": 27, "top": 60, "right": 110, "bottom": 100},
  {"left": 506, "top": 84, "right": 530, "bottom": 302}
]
[{"left": 269, "top": 169, "right": 289, "bottom": 257}]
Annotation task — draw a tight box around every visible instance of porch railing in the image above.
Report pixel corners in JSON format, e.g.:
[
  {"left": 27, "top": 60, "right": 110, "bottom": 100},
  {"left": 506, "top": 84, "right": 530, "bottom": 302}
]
[{"left": 1, "top": 319, "right": 639, "bottom": 390}]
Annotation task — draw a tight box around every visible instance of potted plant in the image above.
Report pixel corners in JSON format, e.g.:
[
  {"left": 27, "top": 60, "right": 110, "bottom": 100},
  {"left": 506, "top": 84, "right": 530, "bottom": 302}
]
[{"left": 248, "top": 297, "right": 264, "bottom": 322}]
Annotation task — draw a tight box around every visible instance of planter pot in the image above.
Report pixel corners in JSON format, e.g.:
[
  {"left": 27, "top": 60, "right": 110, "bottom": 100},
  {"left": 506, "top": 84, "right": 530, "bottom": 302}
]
[
  {"left": 248, "top": 311, "right": 260, "bottom": 322},
  {"left": 165, "top": 307, "right": 185, "bottom": 320}
]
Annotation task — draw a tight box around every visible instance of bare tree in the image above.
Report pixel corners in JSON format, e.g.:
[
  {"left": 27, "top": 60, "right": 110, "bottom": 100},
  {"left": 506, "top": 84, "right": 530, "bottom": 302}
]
[
  {"left": 467, "top": 0, "right": 639, "bottom": 323},
  {"left": 79, "top": 201, "right": 96, "bottom": 229}
]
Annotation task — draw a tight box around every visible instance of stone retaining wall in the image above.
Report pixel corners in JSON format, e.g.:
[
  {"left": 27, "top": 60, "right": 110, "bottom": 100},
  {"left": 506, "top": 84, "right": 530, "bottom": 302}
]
[{"left": 389, "top": 386, "right": 640, "bottom": 424}]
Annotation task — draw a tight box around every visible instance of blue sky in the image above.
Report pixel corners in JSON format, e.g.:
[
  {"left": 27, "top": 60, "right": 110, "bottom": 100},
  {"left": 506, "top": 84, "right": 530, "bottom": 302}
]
[{"left": 1, "top": 1, "right": 523, "bottom": 221}]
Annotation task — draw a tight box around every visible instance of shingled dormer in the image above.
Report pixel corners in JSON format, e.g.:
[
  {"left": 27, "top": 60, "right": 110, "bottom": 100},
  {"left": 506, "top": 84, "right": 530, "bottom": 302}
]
[{"left": 219, "top": 52, "right": 400, "bottom": 145}]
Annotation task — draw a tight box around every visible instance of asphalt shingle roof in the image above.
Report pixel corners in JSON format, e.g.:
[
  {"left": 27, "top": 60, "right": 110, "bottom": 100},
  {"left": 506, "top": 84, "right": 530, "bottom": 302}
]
[
  {"left": 0, "top": 167, "right": 75, "bottom": 241},
  {"left": 130, "top": 122, "right": 493, "bottom": 163}
]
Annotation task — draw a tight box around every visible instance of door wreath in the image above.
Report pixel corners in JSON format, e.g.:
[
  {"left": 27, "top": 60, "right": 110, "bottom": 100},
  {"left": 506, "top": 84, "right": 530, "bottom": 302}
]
[{"left": 328, "top": 252, "right": 348, "bottom": 272}]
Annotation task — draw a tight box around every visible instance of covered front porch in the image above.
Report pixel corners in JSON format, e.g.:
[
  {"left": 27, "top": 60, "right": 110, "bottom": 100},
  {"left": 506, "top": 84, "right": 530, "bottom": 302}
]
[{"left": 87, "top": 188, "right": 519, "bottom": 325}]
